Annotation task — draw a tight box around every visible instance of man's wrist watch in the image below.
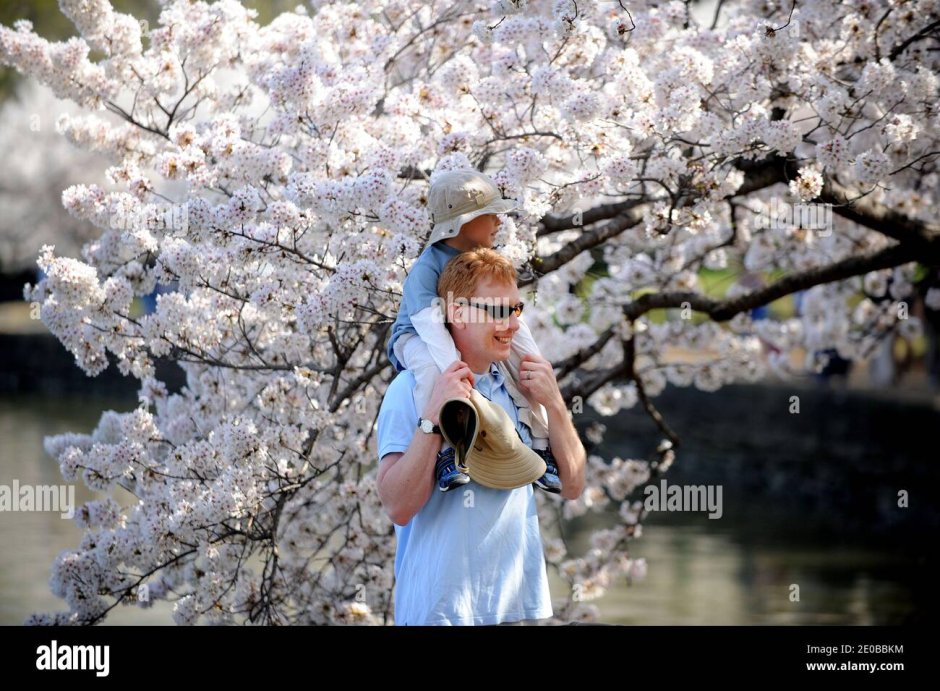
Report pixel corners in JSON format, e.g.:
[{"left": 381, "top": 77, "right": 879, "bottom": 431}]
[{"left": 418, "top": 418, "right": 442, "bottom": 435}]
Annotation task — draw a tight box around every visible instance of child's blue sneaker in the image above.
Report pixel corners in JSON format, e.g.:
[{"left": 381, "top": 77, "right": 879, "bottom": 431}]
[
  {"left": 533, "top": 448, "right": 562, "bottom": 494},
  {"left": 435, "top": 446, "right": 471, "bottom": 492}
]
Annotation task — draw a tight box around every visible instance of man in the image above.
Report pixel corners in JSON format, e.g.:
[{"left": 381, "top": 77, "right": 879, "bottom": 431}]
[{"left": 376, "top": 247, "right": 587, "bottom": 625}]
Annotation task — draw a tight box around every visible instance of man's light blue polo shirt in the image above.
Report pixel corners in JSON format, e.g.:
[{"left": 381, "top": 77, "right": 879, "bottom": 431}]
[{"left": 376, "top": 363, "right": 554, "bottom": 625}]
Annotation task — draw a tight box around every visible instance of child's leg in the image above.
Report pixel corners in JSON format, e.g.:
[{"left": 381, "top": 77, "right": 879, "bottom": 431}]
[
  {"left": 503, "top": 317, "right": 551, "bottom": 449},
  {"left": 400, "top": 334, "right": 472, "bottom": 490},
  {"left": 399, "top": 334, "right": 446, "bottom": 426}
]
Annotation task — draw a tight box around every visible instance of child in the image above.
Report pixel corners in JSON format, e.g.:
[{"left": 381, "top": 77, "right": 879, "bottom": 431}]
[{"left": 387, "top": 169, "right": 561, "bottom": 494}]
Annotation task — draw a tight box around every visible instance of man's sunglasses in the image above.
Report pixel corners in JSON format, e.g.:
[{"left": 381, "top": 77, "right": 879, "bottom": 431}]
[{"left": 467, "top": 301, "right": 525, "bottom": 320}]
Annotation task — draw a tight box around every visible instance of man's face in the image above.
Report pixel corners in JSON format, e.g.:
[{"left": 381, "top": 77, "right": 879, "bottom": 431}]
[
  {"left": 458, "top": 214, "right": 501, "bottom": 248},
  {"left": 452, "top": 276, "right": 521, "bottom": 363}
]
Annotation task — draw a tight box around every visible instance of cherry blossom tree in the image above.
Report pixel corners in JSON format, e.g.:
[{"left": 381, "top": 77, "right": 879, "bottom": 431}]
[
  {"left": 1, "top": 0, "right": 938, "bottom": 625},
  {"left": 0, "top": 81, "right": 113, "bottom": 273}
]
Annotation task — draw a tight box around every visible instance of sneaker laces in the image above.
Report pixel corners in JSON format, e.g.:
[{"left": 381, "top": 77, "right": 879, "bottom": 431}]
[
  {"left": 435, "top": 446, "right": 457, "bottom": 477},
  {"left": 533, "top": 447, "right": 559, "bottom": 475}
]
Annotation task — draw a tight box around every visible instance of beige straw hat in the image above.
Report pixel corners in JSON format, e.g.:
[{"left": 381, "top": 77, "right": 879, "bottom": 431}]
[
  {"left": 427, "top": 170, "right": 520, "bottom": 245},
  {"left": 438, "top": 389, "right": 546, "bottom": 490}
]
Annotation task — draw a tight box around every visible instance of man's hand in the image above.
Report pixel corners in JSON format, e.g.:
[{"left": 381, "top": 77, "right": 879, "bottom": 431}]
[
  {"left": 422, "top": 361, "right": 475, "bottom": 425},
  {"left": 517, "top": 354, "right": 563, "bottom": 411},
  {"left": 518, "top": 353, "right": 586, "bottom": 500}
]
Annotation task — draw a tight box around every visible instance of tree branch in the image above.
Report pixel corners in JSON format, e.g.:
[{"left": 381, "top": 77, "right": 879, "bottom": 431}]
[
  {"left": 889, "top": 18, "right": 940, "bottom": 60},
  {"left": 622, "top": 327, "right": 681, "bottom": 447},
  {"left": 521, "top": 209, "right": 644, "bottom": 286},
  {"left": 621, "top": 240, "right": 936, "bottom": 323},
  {"left": 554, "top": 325, "right": 617, "bottom": 379},
  {"left": 822, "top": 176, "right": 940, "bottom": 252}
]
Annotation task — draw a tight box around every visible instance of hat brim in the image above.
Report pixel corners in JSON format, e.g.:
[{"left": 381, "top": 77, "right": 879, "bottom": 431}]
[
  {"left": 428, "top": 198, "right": 520, "bottom": 246},
  {"left": 467, "top": 447, "right": 546, "bottom": 490}
]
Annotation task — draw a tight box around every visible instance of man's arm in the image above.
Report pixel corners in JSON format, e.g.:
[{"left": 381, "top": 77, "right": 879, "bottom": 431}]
[
  {"left": 377, "top": 444, "right": 439, "bottom": 527},
  {"left": 543, "top": 394, "right": 587, "bottom": 501},
  {"left": 377, "top": 360, "right": 475, "bottom": 526},
  {"left": 517, "top": 354, "right": 586, "bottom": 501}
]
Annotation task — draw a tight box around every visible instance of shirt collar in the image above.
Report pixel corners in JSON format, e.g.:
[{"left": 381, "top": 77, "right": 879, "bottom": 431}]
[
  {"left": 434, "top": 241, "right": 461, "bottom": 257},
  {"left": 474, "top": 362, "right": 504, "bottom": 386}
]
